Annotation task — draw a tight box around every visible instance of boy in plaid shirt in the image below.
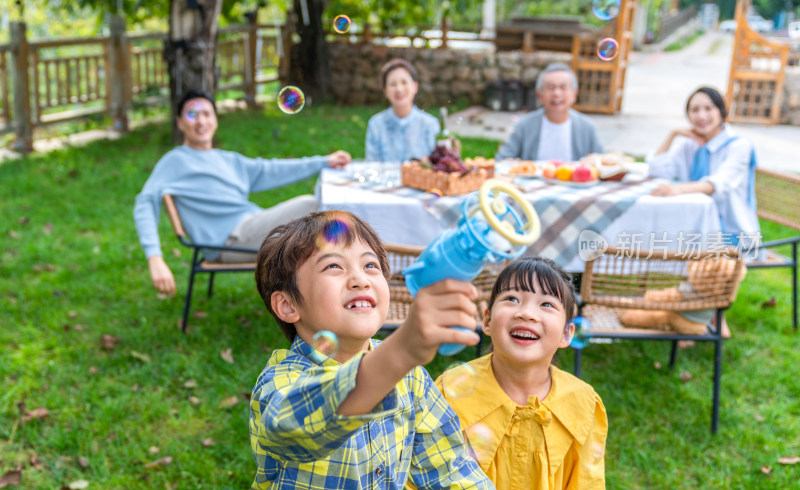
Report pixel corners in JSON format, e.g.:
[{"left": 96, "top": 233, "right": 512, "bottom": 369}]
[{"left": 249, "top": 210, "right": 493, "bottom": 489}]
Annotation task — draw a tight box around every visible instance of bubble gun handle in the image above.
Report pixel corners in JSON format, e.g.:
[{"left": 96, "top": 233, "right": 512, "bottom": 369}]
[{"left": 403, "top": 179, "right": 541, "bottom": 356}]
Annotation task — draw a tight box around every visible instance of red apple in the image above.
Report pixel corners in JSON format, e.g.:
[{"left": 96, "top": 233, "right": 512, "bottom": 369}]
[{"left": 572, "top": 164, "right": 593, "bottom": 182}]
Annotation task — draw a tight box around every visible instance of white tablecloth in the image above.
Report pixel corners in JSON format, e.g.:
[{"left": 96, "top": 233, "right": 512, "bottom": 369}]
[{"left": 316, "top": 165, "right": 722, "bottom": 272}]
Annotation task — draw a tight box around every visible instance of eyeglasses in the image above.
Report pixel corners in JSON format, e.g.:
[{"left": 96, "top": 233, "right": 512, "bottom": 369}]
[{"left": 540, "top": 84, "right": 574, "bottom": 93}]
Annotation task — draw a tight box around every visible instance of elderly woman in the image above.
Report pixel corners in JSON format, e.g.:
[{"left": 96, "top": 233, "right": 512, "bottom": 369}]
[
  {"left": 365, "top": 59, "right": 439, "bottom": 162},
  {"left": 648, "top": 86, "right": 760, "bottom": 248}
]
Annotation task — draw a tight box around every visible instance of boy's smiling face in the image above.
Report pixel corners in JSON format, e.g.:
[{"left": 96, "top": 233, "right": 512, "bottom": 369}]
[
  {"left": 483, "top": 281, "right": 574, "bottom": 367},
  {"left": 273, "top": 239, "right": 389, "bottom": 359}
]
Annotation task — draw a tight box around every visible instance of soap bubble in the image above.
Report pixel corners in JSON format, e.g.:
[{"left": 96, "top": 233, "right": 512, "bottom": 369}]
[
  {"left": 309, "top": 330, "right": 339, "bottom": 362},
  {"left": 441, "top": 362, "right": 477, "bottom": 398},
  {"left": 570, "top": 316, "right": 591, "bottom": 349},
  {"left": 583, "top": 441, "right": 606, "bottom": 474},
  {"left": 592, "top": 0, "right": 620, "bottom": 21},
  {"left": 333, "top": 15, "right": 351, "bottom": 34},
  {"left": 183, "top": 100, "right": 205, "bottom": 121},
  {"left": 465, "top": 423, "right": 493, "bottom": 462},
  {"left": 315, "top": 218, "right": 350, "bottom": 250},
  {"left": 597, "top": 38, "right": 619, "bottom": 61},
  {"left": 277, "top": 86, "right": 305, "bottom": 115}
]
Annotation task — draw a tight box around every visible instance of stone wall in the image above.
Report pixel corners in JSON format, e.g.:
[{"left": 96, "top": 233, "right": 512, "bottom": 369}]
[
  {"left": 781, "top": 68, "right": 800, "bottom": 126},
  {"left": 327, "top": 42, "right": 570, "bottom": 108}
]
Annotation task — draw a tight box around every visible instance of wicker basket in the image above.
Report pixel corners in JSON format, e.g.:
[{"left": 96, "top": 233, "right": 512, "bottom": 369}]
[{"left": 401, "top": 162, "right": 489, "bottom": 196}]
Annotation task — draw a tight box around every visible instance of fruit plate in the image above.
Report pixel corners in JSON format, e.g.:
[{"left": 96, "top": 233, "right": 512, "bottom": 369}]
[
  {"left": 541, "top": 177, "right": 600, "bottom": 188},
  {"left": 496, "top": 160, "right": 542, "bottom": 178}
]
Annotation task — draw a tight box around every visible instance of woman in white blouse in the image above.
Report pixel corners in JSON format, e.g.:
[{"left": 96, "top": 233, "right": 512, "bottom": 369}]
[{"left": 648, "top": 86, "right": 760, "bottom": 249}]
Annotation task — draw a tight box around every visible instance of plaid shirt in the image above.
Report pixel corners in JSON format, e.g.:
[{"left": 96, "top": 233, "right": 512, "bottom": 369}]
[{"left": 249, "top": 337, "right": 493, "bottom": 489}]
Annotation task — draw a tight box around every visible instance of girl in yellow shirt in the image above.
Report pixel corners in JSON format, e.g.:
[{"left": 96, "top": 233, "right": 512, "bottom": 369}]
[{"left": 437, "top": 257, "right": 608, "bottom": 490}]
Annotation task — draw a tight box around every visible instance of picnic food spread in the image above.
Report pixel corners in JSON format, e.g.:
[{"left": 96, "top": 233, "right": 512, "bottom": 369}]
[{"left": 402, "top": 146, "right": 492, "bottom": 195}]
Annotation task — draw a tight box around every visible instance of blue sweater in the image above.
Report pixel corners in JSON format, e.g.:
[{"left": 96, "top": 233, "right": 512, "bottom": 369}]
[
  {"left": 133, "top": 146, "right": 328, "bottom": 259},
  {"left": 365, "top": 106, "right": 440, "bottom": 162}
]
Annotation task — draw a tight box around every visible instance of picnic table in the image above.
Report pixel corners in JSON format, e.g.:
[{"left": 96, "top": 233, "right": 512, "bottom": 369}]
[{"left": 316, "top": 162, "right": 723, "bottom": 272}]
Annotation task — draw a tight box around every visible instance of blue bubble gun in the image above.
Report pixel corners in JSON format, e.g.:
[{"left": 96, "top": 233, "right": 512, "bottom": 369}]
[{"left": 403, "top": 179, "right": 541, "bottom": 355}]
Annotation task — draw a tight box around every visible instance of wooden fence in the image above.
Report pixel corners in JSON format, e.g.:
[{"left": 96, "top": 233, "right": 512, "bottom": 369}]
[{"left": 1, "top": 15, "right": 283, "bottom": 151}]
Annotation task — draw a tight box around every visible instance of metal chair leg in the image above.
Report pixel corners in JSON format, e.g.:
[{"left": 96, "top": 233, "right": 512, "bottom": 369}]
[
  {"left": 669, "top": 340, "right": 678, "bottom": 369},
  {"left": 574, "top": 348, "right": 583, "bottom": 378},
  {"left": 792, "top": 242, "right": 797, "bottom": 330},
  {"left": 182, "top": 251, "right": 200, "bottom": 334},
  {"left": 207, "top": 272, "right": 215, "bottom": 298},
  {"left": 711, "top": 310, "right": 724, "bottom": 434}
]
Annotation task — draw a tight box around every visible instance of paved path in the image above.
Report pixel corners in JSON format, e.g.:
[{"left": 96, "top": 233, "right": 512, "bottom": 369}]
[{"left": 451, "top": 31, "right": 800, "bottom": 173}]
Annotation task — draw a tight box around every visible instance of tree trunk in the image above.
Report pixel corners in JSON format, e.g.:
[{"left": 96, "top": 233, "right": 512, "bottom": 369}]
[
  {"left": 290, "top": 0, "right": 331, "bottom": 102},
  {"left": 165, "top": 0, "right": 222, "bottom": 144}
]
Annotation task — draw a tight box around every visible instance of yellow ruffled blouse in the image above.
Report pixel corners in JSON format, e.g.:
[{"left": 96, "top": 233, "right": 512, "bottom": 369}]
[{"left": 435, "top": 354, "right": 608, "bottom": 490}]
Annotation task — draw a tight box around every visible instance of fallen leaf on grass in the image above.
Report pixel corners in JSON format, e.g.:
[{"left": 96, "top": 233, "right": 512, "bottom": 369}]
[
  {"left": 171, "top": 248, "right": 182, "bottom": 257},
  {"left": 8, "top": 230, "right": 20, "bottom": 239},
  {"left": 202, "top": 438, "right": 214, "bottom": 447},
  {"left": 760, "top": 465, "right": 772, "bottom": 474},
  {"left": 193, "top": 310, "right": 207, "bottom": 319},
  {"left": 130, "top": 351, "right": 151, "bottom": 363},
  {"left": 680, "top": 371, "right": 692, "bottom": 383},
  {"left": 21, "top": 407, "right": 50, "bottom": 423},
  {"left": 761, "top": 297, "right": 777, "bottom": 308},
  {"left": 156, "top": 293, "right": 169, "bottom": 300},
  {"left": 218, "top": 396, "right": 239, "bottom": 409},
  {"left": 29, "top": 453, "right": 44, "bottom": 470},
  {"left": 183, "top": 379, "right": 197, "bottom": 389},
  {"left": 753, "top": 413, "right": 765, "bottom": 422},
  {"left": 220, "top": 348, "right": 234, "bottom": 364},
  {"left": 99, "top": 334, "right": 121, "bottom": 351},
  {"left": 239, "top": 317, "right": 251, "bottom": 327},
  {"left": 144, "top": 456, "right": 173, "bottom": 469},
  {"left": 0, "top": 468, "right": 22, "bottom": 487},
  {"left": 89, "top": 367, "right": 98, "bottom": 375},
  {"left": 188, "top": 396, "right": 200, "bottom": 406},
  {"left": 42, "top": 223, "right": 54, "bottom": 235},
  {"left": 68, "top": 310, "right": 78, "bottom": 319},
  {"left": 65, "top": 480, "right": 89, "bottom": 489},
  {"left": 32, "top": 263, "right": 56, "bottom": 272},
  {"left": 653, "top": 361, "right": 661, "bottom": 370},
  {"left": 73, "top": 324, "right": 85, "bottom": 331},
  {"left": 778, "top": 456, "right": 800, "bottom": 464},
  {"left": 17, "top": 217, "right": 29, "bottom": 225},
  {"left": 148, "top": 446, "right": 159, "bottom": 454},
  {"left": 78, "top": 456, "right": 89, "bottom": 468}
]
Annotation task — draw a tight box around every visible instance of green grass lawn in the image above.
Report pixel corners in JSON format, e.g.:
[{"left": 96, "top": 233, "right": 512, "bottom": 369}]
[{"left": 2, "top": 103, "right": 799, "bottom": 488}]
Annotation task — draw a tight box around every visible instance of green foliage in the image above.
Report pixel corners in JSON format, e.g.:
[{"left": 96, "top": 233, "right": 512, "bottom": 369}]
[
  {"left": 664, "top": 28, "right": 702, "bottom": 51},
  {"left": 2, "top": 104, "right": 800, "bottom": 488},
  {"left": 324, "top": 0, "right": 483, "bottom": 30}
]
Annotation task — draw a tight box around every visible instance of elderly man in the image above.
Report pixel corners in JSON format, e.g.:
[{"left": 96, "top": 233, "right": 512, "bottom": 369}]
[
  {"left": 133, "top": 89, "right": 351, "bottom": 296},
  {"left": 495, "top": 63, "right": 603, "bottom": 162}
]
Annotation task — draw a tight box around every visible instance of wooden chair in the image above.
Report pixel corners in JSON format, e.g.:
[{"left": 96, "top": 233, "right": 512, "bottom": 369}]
[
  {"left": 749, "top": 168, "right": 800, "bottom": 330},
  {"left": 162, "top": 194, "right": 258, "bottom": 333},
  {"left": 381, "top": 243, "right": 509, "bottom": 357},
  {"left": 574, "top": 247, "right": 745, "bottom": 433}
]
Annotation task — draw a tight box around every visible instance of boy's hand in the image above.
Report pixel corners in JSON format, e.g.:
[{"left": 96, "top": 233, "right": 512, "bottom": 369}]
[{"left": 395, "top": 279, "right": 480, "bottom": 366}]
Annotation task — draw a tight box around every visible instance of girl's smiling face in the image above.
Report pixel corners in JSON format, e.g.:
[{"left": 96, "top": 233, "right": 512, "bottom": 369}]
[{"left": 483, "top": 277, "right": 574, "bottom": 367}]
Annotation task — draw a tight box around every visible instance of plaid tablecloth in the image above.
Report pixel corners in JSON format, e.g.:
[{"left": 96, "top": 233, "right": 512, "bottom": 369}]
[{"left": 318, "top": 168, "right": 717, "bottom": 270}]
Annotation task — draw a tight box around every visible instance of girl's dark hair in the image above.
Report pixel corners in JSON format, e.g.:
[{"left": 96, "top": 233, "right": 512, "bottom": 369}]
[
  {"left": 686, "top": 86, "right": 727, "bottom": 120},
  {"left": 380, "top": 59, "right": 419, "bottom": 89},
  {"left": 486, "top": 257, "right": 577, "bottom": 328}
]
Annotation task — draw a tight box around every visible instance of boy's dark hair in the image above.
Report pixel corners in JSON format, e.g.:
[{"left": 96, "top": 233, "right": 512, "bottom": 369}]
[
  {"left": 255, "top": 210, "right": 391, "bottom": 342},
  {"left": 380, "top": 58, "right": 418, "bottom": 89},
  {"left": 176, "top": 89, "right": 217, "bottom": 116},
  {"left": 486, "top": 257, "right": 577, "bottom": 329},
  {"left": 687, "top": 86, "right": 727, "bottom": 120}
]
